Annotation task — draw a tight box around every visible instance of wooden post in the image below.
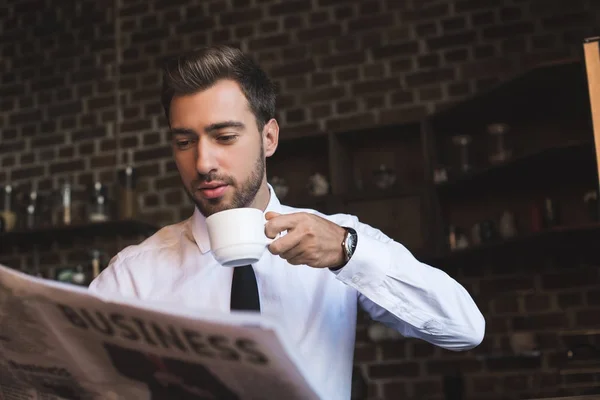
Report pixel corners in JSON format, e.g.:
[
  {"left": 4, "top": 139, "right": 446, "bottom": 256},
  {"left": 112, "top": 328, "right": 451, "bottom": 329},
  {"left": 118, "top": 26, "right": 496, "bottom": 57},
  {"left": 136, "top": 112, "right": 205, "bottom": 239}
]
[{"left": 583, "top": 37, "right": 600, "bottom": 187}]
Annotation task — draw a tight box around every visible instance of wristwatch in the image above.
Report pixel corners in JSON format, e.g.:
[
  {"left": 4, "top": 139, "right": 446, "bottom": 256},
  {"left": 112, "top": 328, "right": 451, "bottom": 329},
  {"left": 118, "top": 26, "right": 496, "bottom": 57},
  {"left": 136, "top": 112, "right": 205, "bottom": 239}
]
[{"left": 330, "top": 227, "right": 358, "bottom": 271}]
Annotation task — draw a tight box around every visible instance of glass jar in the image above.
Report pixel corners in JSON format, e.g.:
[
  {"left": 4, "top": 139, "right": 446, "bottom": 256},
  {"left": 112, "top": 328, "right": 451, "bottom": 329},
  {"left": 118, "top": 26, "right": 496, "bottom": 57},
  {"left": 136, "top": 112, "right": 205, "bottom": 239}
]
[
  {"left": 88, "top": 181, "right": 110, "bottom": 222},
  {"left": 373, "top": 164, "right": 396, "bottom": 190}
]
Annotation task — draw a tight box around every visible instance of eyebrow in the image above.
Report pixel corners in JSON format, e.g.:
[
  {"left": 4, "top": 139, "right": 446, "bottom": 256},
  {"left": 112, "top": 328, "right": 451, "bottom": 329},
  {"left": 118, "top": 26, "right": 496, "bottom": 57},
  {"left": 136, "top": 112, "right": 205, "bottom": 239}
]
[
  {"left": 204, "top": 120, "right": 245, "bottom": 133},
  {"left": 169, "top": 127, "right": 196, "bottom": 136},
  {"left": 169, "top": 121, "right": 246, "bottom": 137}
]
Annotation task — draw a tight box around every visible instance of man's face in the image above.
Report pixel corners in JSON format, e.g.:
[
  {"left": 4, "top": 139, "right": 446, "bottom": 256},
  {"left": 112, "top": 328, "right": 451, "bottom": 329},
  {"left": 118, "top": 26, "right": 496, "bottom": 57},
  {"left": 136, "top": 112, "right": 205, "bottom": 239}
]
[{"left": 168, "top": 80, "right": 268, "bottom": 217}]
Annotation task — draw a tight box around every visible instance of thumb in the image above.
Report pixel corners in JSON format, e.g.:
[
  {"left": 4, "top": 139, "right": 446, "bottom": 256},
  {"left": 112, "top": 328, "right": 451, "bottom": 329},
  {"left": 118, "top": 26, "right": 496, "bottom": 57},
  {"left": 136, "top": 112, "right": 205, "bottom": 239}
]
[{"left": 265, "top": 211, "right": 280, "bottom": 220}]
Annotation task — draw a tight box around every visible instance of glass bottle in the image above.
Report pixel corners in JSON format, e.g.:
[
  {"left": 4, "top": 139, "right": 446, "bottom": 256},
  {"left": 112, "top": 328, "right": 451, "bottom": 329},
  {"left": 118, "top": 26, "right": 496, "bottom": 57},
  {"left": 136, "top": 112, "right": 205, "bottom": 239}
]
[
  {"left": 1, "top": 184, "right": 17, "bottom": 232},
  {"left": 118, "top": 150, "right": 138, "bottom": 220},
  {"left": 59, "top": 179, "right": 72, "bottom": 226},
  {"left": 91, "top": 249, "right": 102, "bottom": 279},
  {"left": 25, "top": 182, "right": 40, "bottom": 230}
]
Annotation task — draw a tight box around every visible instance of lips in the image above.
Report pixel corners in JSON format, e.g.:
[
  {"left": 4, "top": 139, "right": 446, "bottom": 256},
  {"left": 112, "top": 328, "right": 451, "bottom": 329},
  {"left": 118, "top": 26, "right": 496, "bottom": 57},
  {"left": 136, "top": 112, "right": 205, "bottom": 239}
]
[{"left": 197, "top": 183, "right": 228, "bottom": 199}]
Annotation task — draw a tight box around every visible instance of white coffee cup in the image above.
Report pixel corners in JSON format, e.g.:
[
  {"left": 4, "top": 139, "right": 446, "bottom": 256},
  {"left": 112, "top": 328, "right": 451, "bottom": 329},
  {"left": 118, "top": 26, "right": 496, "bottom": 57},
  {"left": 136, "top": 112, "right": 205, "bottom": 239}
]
[{"left": 205, "top": 208, "right": 274, "bottom": 267}]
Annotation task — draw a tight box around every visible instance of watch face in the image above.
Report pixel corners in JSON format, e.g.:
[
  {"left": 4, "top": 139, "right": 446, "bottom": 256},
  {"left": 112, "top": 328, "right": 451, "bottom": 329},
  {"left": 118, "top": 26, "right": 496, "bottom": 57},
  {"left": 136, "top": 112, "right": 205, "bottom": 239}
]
[{"left": 346, "top": 228, "right": 357, "bottom": 254}]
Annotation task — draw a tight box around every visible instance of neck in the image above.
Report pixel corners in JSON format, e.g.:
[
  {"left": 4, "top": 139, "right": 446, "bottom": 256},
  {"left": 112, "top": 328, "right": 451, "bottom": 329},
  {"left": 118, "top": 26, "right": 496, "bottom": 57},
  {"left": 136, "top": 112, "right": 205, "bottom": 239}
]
[{"left": 249, "top": 178, "right": 271, "bottom": 212}]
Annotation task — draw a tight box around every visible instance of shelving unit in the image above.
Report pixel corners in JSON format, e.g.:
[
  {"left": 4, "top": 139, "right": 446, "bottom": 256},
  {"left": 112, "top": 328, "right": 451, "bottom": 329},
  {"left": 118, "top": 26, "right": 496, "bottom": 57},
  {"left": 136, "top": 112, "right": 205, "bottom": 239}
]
[
  {"left": 424, "top": 222, "right": 600, "bottom": 267},
  {"left": 0, "top": 219, "right": 158, "bottom": 249},
  {"left": 424, "top": 58, "right": 599, "bottom": 263}
]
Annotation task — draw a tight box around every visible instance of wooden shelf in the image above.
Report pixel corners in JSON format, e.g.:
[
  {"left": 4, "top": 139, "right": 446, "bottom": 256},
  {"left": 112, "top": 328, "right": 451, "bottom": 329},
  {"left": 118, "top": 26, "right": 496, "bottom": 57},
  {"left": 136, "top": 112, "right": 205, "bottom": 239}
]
[
  {"left": 558, "top": 329, "right": 600, "bottom": 336},
  {"left": 0, "top": 219, "right": 159, "bottom": 248},
  {"left": 424, "top": 222, "right": 600, "bottom": 266},
  {"left": 527, "top": 395, "right": 600, "bottom": 400},
  {"left": 435, "top": 140, "right": 596, "bottom": 192}
]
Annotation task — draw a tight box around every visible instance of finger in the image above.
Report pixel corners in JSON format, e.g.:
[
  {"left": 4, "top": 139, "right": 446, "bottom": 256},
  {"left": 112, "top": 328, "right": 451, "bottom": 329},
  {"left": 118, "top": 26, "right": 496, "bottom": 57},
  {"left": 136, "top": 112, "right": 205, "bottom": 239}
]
[
  {"left": 264, "top": 212, "right": 283, "bottom": 238},
  {"left": 265, "top": 211, "right": 280, "bottom": 220},
  {"left": 265, "top": 212, "right": 305, "bottom": 237},
  {"left": 268, "top": 230, "right": 302, "bottom": 255},
  {"left": 280, "top": 241, "right": 304, "bottom": 261}
]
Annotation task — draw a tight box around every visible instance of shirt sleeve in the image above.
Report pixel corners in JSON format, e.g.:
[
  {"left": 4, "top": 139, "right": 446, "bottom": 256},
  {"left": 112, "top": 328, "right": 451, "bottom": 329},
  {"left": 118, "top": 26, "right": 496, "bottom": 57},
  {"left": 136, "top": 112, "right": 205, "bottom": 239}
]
[{"left": 331, "top": 215, "right": 485, "bottom": 351}]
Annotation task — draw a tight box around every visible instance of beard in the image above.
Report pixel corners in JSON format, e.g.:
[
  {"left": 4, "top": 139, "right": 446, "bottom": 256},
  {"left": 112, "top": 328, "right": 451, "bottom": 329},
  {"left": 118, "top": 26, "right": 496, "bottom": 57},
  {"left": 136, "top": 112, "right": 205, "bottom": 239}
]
[{"left": 186, "top": 147, "right": 265, "bottom": 217}]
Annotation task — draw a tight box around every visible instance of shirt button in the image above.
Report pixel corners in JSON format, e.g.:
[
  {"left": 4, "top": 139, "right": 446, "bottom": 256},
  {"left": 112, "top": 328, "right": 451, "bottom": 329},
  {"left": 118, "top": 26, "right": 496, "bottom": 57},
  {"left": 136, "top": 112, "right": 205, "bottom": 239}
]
[{"left": 352, "top": 276, "right": 361, "bottom": 284}]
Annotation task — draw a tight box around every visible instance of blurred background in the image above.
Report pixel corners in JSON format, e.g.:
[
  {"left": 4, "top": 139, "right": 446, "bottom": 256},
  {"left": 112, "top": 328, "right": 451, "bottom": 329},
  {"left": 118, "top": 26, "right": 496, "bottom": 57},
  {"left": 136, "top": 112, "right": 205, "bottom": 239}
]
[{"left": 1, "top": 0, "right": 600, "bottom": 399}]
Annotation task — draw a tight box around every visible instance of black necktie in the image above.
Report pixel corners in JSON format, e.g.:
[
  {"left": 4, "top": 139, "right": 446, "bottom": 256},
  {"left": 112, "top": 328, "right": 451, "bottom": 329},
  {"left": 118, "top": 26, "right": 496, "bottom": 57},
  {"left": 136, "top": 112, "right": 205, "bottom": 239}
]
[{"left": 230, "top": 265, "right": 261, "bottom": 312}]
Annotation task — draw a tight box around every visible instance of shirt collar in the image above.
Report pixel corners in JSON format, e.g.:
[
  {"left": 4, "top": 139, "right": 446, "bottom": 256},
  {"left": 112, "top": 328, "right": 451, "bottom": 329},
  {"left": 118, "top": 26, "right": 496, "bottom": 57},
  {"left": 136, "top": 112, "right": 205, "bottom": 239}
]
[{"left": 191, "top": 183, "right": 283, "bottom": 254}]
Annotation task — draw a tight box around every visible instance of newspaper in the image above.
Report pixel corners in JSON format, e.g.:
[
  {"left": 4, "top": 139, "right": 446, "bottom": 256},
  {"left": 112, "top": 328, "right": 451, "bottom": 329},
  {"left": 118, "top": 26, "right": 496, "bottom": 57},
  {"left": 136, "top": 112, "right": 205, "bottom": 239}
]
[{"left": 0, "top": 264, "right": 323, "bottom": 400}]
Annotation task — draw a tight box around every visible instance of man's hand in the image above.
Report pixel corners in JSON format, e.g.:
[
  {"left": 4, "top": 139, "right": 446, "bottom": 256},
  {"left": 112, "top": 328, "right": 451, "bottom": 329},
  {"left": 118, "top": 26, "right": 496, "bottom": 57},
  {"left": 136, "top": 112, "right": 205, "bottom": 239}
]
[{"left": 265, "top": 211, "right": 346, "bottom": 269}]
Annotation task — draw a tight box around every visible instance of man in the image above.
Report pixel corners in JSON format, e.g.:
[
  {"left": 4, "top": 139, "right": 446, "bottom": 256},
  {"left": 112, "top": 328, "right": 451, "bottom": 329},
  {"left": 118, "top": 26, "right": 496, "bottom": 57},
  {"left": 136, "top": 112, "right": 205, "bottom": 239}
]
[{"left": 89, "top": 45, "right": 485, "bottom": 400}]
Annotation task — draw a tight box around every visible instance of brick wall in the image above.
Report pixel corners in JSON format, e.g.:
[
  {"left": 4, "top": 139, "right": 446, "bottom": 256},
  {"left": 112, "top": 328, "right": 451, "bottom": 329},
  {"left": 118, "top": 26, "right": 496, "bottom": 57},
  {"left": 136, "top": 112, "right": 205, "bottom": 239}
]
[
  {"left": 3, "top": 0, "right": 599, "bottom": 226},
  {"left": 353, "top": 248, "right": 600, "bottom": 399},
  {"left": 1, "top": 0, "right": 600, "bottom": 399}
]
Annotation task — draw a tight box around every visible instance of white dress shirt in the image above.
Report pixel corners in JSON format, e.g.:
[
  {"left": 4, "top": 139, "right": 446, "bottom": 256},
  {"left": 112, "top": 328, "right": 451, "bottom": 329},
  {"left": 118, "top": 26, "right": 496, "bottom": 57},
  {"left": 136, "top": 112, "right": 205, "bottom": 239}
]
[{"left": 89, "top": 185, "right": 485, "bottom": 400}]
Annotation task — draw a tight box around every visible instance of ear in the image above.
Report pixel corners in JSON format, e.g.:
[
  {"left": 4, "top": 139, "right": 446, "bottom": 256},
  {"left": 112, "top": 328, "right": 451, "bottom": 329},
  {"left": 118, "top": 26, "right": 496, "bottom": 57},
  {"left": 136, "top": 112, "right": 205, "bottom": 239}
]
[{"left": 262, "top": 118, "right": 279, "bottom": 158}]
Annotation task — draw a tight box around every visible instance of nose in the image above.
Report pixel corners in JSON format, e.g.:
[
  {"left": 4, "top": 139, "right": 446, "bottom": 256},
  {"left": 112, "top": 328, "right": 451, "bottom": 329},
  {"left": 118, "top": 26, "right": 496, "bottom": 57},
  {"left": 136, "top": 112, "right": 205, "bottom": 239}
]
[{"left": 195, "top": 138, "right": 218, "bottom": 176}]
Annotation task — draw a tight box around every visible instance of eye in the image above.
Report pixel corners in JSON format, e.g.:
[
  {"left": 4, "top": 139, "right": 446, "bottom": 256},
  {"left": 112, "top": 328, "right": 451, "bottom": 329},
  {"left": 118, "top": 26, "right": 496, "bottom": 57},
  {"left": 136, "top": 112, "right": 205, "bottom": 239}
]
[
  {"left": 174, "top": 138, "right": 195, "bottom": 150},
  {"left": 217, "top": 135, "right": 237, "bottom": 143}
]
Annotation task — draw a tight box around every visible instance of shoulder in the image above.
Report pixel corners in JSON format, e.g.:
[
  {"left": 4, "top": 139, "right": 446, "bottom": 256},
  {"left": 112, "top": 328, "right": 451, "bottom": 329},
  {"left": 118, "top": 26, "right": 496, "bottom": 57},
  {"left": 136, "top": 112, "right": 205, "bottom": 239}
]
[
  {"left": 89, "top": 217, "right": 193, "bottom": 296},
  {"left": 116, "top": 218, "right": 191, "bottom": 263}
]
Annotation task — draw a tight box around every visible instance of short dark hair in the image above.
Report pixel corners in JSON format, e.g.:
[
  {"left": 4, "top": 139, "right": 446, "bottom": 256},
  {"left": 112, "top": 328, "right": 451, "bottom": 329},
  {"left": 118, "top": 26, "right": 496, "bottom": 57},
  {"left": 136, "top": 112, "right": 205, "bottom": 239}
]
[{"left": 160, "top": 45, "right": 276, "bottom": 131}]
